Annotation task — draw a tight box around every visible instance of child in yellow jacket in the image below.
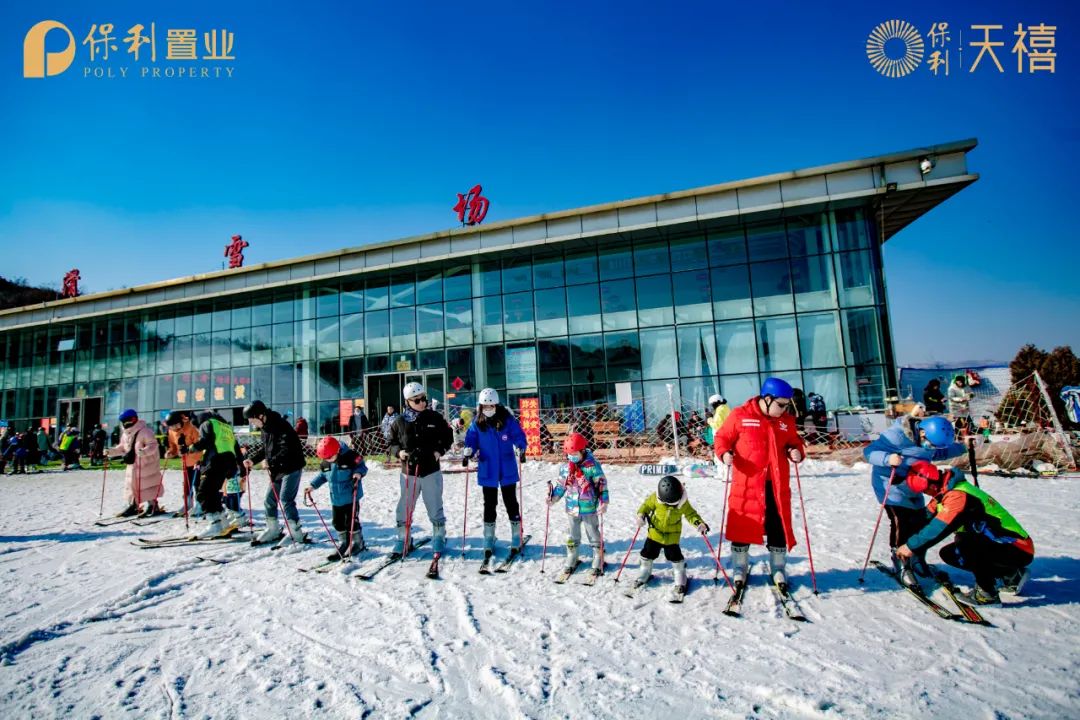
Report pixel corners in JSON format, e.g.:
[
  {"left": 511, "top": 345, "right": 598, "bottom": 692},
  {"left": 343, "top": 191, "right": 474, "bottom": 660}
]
[{"left": 635, "top": 476, "right": 708, "bottom": 593}]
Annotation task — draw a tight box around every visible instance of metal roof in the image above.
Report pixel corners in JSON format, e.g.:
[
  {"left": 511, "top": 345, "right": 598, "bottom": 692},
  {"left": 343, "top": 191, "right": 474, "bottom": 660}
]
[{"left": 0, "top": 138, "right": 978, "bottom": 330}]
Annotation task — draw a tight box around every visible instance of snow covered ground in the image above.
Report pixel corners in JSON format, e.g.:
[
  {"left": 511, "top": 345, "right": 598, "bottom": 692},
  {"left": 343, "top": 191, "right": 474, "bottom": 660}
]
[{"left": 0, "top": 460, "right": 1077, "bottom": 719}]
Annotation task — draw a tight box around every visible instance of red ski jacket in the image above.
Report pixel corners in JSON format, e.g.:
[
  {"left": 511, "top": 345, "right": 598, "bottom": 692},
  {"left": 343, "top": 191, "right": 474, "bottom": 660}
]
[{"left": 713, "top": 398, "right": 805, "bottom": 549}]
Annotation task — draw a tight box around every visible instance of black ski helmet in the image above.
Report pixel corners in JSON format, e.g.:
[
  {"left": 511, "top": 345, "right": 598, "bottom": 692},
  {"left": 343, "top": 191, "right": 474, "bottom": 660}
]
[
  {"left": 657, "top": 475, "right": 683, "bottom": 505},
  {"left": 243, "top": 400, "right": 268, "bottom": 420},
  {"left": 165, "top": 410, "right": 187, "bottom": 427}
]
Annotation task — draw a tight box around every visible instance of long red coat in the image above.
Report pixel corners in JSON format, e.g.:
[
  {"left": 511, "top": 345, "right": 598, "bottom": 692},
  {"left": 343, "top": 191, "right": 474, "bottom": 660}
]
[{"left": 713, "top": 398, "right": 804, "bottom": 549}]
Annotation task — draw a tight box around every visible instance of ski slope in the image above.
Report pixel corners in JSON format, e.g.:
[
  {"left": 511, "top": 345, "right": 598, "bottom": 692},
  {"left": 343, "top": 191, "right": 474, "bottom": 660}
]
[{"left": 0, "top": 461, "right": 1077, "bottom": 719}]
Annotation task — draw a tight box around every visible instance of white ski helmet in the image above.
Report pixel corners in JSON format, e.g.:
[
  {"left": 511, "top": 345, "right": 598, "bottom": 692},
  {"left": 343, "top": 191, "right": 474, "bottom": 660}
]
[
  {"left": 403, "top": 382, "right": 426, "bottom": 400},
  {"left": 709, "top": 394, "right": 723, "bottom": 405},
  {"left": 478, "top": 388, "right": 499, "bottom": 406}
]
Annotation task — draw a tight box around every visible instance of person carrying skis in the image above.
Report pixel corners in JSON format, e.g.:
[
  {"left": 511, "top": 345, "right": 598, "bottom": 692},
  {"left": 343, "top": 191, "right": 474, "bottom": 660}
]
[
  {"left": 165, "top": 410, "right": 204, "bottom": 517},
  {"left": 897, "top": 460, "right": 1034, "bottom": 607},
  {"left": 308, "top": 436, "right": 368, "bottom": 560},
  {"left": 713, "top": 377, "right": 805, "bottom": 586},
  {"left": 106, "top": 409, "right": 165, "bottom": 517},
  {"left": 633, "top": 475, "right": 708, "bottom": 594},
  {"left": 547, "top": 431, "right": 609, "bottom": 577},
  {"left": 463, "top": 388, "right": 528, "bottom": 559},
  {"left": 388, "top": 382, "right": 453, "bottom": 559},
  {"left": 180, "top": 410, "right": 244, "bottom": 538},
  {"left": 863, "top": 414, "right": 965, "bottom": 586},
  {"left": 243, "top": 400, "right": 308, "bottom": 546}
]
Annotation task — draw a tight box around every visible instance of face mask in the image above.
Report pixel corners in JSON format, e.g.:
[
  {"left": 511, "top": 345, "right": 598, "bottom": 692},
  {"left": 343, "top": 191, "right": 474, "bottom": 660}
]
[
  {"left": 482, "top": 408, "right": 496, "bottom": 418},
  {"left": 567, "top": 453, "right": 581, "bottom": 464}
]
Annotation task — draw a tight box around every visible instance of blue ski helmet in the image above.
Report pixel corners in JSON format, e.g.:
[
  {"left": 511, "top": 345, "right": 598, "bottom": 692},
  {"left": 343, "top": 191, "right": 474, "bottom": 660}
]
[
  {"left": 919, "top": 416, "right": 955, "bottom": 448},
  {"left": 760, "top": 377, "right": 794, "bottom": 399},
  {"left": 118, "top": 408, "right": 138, "bottom": 423}
]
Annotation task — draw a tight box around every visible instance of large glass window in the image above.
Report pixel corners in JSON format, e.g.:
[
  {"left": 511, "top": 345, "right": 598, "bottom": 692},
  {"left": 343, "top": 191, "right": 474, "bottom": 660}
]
[
  {"left": 677, "top": 325, "right": 718, "bottom": 378},
  {"left": 272, "top": 296, "right": 294, "bottom": 324},
  {"left": 534, "top": 288, "right": 568, "bottom": 337},
  {"left": 251, "top": 300, "right": 272, "bottom": 327},
  {"left": 340, "top": 282, "right": 363, "bottom": 315},
  {"left": 798, "top": 312, "right": 843, "bottom": 368},
  {"left": 803, "top": 368, "right": 848, "bottom": 411},
  {"left": 212, "top": 306, "right": 231, "bottom": 331},
  {"left": 787, "top": 215, "right": 830, "bottom": 256},
  {"left": 444, "top": 300, "right": 472, "bottom": 346},
  {"left": 836, "top": 251, "right": 877, "bottom": 307},
  {"left": 390, "top": 273, "right": 415, "bottom": 308},
  {"left": 274, "top": 364, "right": 295, "bottom": 404},
  {"left": 192, "top": 309, "right": 212, "bottom": 335},
  {"left": 250, "top": 325, "right": 271, "bottom": 366},
  {"left": 317, "top": 316, "right": 339, "bottom": 358},
  {"left": 231, "top": 327, "right": 251, "bottom": 367},
  {"left": 193, "top": 333, "right": 212, "bottom": 370},
  {"left": 479, "top": 261, "right": 501, "bottom": 296},
  {"left": 640, "top": 327, "right": 676, "bottom": 380},
  {"left": 711, "top": 265, "right": 752, "bottom": 320},
  {"left": 635, "top": 275, "right": 673, "bottom": 327},
  {"left": 480, "top": 296, "right": 502, "bottom": 343},
  {"left": 503, "top": 257, "right": 533, "bottom": 294},
  {"left": 342, "top": 357, "right": 363, "bottom": 397},
  {"left": 443, "top": 264, "right": 471, "bottom": 301},
  {"left": 390, "top": 307, "right": 416, "bottom": 351},
  {"left": 503, "top": 291, "right": 534, "bottom": 341},
  {"left": 708, "top": 226, "right": 747, "bottom": 267},
  {"left": 231, "top": 301, "right": 251, "bottom": 328},
  {"left": 633, "top": 241, "right": 670, "bottom": 276},
  {"left": 673, "top": 269, "right": 712, "bottom": 323},
  {"left": 365, "top": 277, "right": 389, "bottom": 311},
  {"left": 791, "top": 254, "right": 836, "bottom": 312},
  {"left": 834, "top": 207, "right": 870, "bottom": 251},
  {"left": 747, "top": 222, "right": 787, "bottom": 262},
  {"left": 605, "top": 331, "right": 641, "bottom": 382},
  {"left": 416, "top": 269, "right": 443, "bottom": 305},
  {"left": 211, "top": 331, "right": 231, "bottom": 369},
  {"left": 340, "top": 314, "right": 363, "bottom": 356},
  {"left": 567, "top": 283, "right": 602, "bottom": 334},
  {"left": 842, "top": 308, "right": 883, "bottom": 366},
  {"left": 416, "top": 303, "right": 444, "bottom": 349},
  {"left": 317, "top": 360, "right": 340, "bottom": 401},
  {"left": 538, "top": 338, "right": 571, "bottom": 386},
  {"left": 669, "top": 235, "right": 707, "bottom": 273},
  {"left": 757, "top": 316, "right": 799, "bottom": 372},
  {"left": 564, "top": 249, "right": 597, "bottom": 286},
  {"left": 715, "top": 320, "right": 757, "bottom": 375},
  {"left": 365, "top": 310, "right": 389, "bottom": 354},
  {"left": 316, "top": 286, "right": 339, "bottom": 318},
  {"left": 570, "top": 334, "right": 605, "bottom": 384},
  {"left": 533, "top": 253, "right": 564, "bottom": 290},
  {"left": 295, "top": 320, "right": 316, "bottom": 361},
  {"left": 751, "top": 260, "right": 793, "bottom": 316},
  {"left": 601, "top": 279, "right": 637, "bottom": 331},
  {"left": 598, "top": 246, "right": 633, "bottom": 281}
]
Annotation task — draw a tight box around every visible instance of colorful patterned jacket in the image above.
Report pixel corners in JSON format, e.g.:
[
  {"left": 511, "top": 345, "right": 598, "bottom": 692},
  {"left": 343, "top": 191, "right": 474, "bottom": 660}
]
[{"left": 551, "top": 451, "right": 608, "bottom": 517}]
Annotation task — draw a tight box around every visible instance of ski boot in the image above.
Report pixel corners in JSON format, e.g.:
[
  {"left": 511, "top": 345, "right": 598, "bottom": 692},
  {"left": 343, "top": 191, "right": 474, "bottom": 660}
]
[
  {"left": 116, "top": 503, "right": 139, "bottom": 518},
  {"left": 956, "top": 585, "right": 1001, "bottom": 608},
  {"left": 198, "top": 512, "right": 227, "bottom": 539},
  {"left": 277, "top": 519, "right": 307, "bottom": 547},
  {"left": 999, "top": 567, "right": 1031, "bottom": 595},
  {"left": 590, "top": 545, "right": 604, "bottom": 575},
  {"left": 673, "top": 560, "right": 688, "bottom": 595},
  {"left": 768, "top": 546, "right": 788, "bottom": 585},
  {"left": 254, "top": 518, "right": 283, "bottom": 544},
  {"left": 635, "top": 558, "right": 654, "bottom": 588},
  {"left": 564, "top": 539, "right": 580, "bottom": 573},
  {"left": 730, "top": 544, "right": 750, "bottom": 585}
]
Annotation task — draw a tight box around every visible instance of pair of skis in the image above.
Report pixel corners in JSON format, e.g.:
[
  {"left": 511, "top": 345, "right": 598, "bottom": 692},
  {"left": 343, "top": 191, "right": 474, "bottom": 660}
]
[
  {"left": 872, "top": 561, "right": 990, "bottom": 625},
  {"left": 352, "top": 537, "right": 433, "bottom": 581},
  {"left": 553, "top": 559, "right": 604, "bottom": 586},
  {"left": 720, "top": 570, "right": 808, "bottom": 621},
  {"left": 478, "top": 535, "right": 533, "bottom": 575},
  {"left": 621, "top": 576, "right": 689, "bottom": 604},
  {"left": 133, "top": 525, "right": 249, "bottom": 548}
]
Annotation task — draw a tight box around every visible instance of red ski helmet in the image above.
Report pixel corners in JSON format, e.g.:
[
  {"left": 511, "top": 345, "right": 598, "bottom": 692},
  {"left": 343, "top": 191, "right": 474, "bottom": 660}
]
[
  {"left": 316, "top": 436, "right": 341, "bottom": 461},
  {"left": 906, "top": 460, "right": 951, "bottom": 495},
  {"left": 563, "top": 432, "right": 587, "bottom": 454}
]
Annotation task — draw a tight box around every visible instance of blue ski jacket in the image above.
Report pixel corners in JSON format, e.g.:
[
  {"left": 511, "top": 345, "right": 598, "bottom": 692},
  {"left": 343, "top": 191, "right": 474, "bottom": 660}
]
[
  {"left": 863, "top": 417, "right": 965, "bottom": 509},
  {"left": 309, "top": 448, "right": 367, "bottom": 507}
]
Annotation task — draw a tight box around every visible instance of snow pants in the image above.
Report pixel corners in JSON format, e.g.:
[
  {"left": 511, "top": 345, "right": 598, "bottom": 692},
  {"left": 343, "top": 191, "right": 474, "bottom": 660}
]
[
  {"left": 396, "top": 470, "right": 445, "bottom": 527},
  {"left": 939, "top": 533, "right": 1034, "bottom": 593},
  {"left": 198, "top": 455, "right": 237, "bottom": 515},
  {"left": 567, "top": 514, "right": 601, "bottom": 551},
  {"left": 482, "top": 484, "right": 520, "bottom": 523}
]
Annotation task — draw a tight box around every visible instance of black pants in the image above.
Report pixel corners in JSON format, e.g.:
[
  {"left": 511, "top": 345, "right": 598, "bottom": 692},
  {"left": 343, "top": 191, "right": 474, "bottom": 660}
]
[
  {"left": 886, "top": 506, "right": 930, "bottom": 549},
  {"left": 640, "top": 538, "right": 684, "bottom": 562},
  {"left": 939, "top": 533, "right": 1033, "bottom": 592},
  {"left": 331, "top": 501, "right": 361, "bottom": 533},
  {"left": 482, "top": 484, "right": 520, "bottom": 523},
  {"left": 197, "top": 455, "right": 236, "bottom": 514},
  {"left": 734, "top": 479, "right": 787, "bottom": 552}
]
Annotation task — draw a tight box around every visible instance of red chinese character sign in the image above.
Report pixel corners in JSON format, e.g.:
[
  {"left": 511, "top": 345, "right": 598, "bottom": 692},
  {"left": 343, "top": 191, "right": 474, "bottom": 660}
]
[
  {"left": 518, "top": 397, "right": 542, "bottom": 459},
  {"left": 453, "top": 184, "right": 490, "bottom": 225},
  {"left": 224, "top": 234, "right": 248, "bottom": 268},
  {"left": 61, "top": 269, "right": 80, "bottom": 298}
]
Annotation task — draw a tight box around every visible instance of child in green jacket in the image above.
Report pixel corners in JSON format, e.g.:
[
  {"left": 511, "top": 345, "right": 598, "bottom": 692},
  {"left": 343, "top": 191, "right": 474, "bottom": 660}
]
[{"left": 635, "top": 476, "right": 709, "bottom": 593}]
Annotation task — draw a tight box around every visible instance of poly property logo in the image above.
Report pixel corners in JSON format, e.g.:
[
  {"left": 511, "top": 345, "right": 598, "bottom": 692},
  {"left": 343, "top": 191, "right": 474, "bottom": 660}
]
[{"left": 23, "top": 19, "right": 235, "bottom": 79}]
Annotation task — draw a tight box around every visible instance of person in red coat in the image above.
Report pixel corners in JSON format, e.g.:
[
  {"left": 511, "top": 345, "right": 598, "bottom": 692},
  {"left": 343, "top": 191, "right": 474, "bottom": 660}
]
[{"left": 714, "top": 377, "right": 805, "bottom": 586}]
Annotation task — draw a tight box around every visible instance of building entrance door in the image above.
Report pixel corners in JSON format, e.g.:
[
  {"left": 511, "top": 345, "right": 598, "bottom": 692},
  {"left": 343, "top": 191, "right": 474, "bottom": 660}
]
[
  {"left": 366, "top": 370, "right": 447, "bottom": 420},
  {"left": 57, "top": 396, "right": 103, "bottom": 438}
]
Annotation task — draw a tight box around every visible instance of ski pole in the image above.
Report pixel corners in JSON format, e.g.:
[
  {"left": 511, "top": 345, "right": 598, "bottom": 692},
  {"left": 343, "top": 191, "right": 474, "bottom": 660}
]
[
  {"left": 540, "top": 484, "right": 552, "bottom": 573},
  {"left": 613, "top": 523, "right": 642, "bottom": 583},
  {"left": 266, "top": 471, "right": 296, "bottom": 543},
  {"left": 304, "top": 489, "right": 342, "bottom": 560},
  {"left": 99, "top": 463, "right": 108, "bottom": 517},
  {"left": 244, "top": 468, "right": 255, "bottom": 534},
  {"left": 181, "top": 461, "right": 191, "bottom": 531},
  {"left": 402, "top": 462, "right": 417, "bottom": 560},
  {"left": 792, "top": 462, "right": 818, "bottom": 594},
  {"left": 348, "top": 476, "right": 360, "bottom": 556},
  {"left": 859, "top": 468, "right": 894, "bottom": 583},
  {"left": 461, "top": 462, "right": 470, "bottom": 558},
  {"left": 516, "top": 453, "right": 525, "bottom": 539},
  {"left": 699, "top": 531, "right": 735, "bottom": 592},
  {"left": 967, "top": 438, "right": 980, "bottom": 488},
  {"left": 715, "top": 461, "right": 732, "bottom": 567},
  {"left": 598, "top": 511, "right": 605, "bottom": 569}
]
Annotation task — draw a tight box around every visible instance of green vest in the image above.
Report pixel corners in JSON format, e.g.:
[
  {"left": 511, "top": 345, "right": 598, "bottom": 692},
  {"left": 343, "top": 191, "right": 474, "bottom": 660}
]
[
  {"left": 59, "top": 434, "right": 74, "bottom": 451},
  {"left": 949, "top": 481, "right": 1029, "bottom": 539},
  {"left": 210, "top": 418, "right": 236, "bottom": 456}
]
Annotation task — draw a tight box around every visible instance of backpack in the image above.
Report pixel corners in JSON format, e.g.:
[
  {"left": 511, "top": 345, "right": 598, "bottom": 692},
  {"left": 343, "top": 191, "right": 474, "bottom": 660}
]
[{"left": 808, "top": 394, "right": 826, "bottom": 413}]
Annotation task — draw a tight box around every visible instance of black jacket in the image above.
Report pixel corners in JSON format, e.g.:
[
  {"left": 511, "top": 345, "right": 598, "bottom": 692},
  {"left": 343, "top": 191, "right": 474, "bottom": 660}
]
[
  {"left": 388, "top": 409, "right": 453, "bottom": 477},
  {"left": 246, "top": 410, "right": 306, "bottom": 477},
  {"left": 923, "top": 384, "right": 946, "bottom": 414}
]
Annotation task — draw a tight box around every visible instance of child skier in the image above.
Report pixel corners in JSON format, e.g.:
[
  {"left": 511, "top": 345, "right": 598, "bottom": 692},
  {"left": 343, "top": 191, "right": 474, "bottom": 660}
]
[
  {"left": 547, "top": 432, "right": 609, "bottom": 578},
  {"left": 634, "top": 475, "right": 709, "bottom": 596},
  {"left": 308, "top": 436, "right": 368, "bottom": 561}
]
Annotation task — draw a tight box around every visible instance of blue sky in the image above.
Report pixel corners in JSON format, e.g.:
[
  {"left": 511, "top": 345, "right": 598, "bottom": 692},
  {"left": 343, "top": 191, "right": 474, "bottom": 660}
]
[{"left": 1, "top": 0, "right": 1077, "bottom": 365}]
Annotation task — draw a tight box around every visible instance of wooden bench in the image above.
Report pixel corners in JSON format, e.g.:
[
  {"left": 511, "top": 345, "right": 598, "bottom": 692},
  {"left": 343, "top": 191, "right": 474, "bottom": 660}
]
[{"left": 592, "top": 421, "right": 620, "bottom": 449}]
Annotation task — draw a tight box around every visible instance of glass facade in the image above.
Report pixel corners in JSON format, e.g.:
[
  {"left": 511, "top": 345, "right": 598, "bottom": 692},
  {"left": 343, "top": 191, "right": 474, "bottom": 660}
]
[{"left": 0, "top": 207, "right": 893, "bottom": 432}]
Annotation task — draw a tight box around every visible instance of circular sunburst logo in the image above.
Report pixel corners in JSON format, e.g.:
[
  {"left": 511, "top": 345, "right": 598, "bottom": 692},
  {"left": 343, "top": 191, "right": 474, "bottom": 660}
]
[{"left": 866, "top": 20, "right": 925, "bottom": 78}]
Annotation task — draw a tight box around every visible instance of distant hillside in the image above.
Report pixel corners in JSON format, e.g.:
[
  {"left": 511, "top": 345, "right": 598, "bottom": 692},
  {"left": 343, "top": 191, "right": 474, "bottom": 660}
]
[{"left": 0, "top": 276, "right": 60, "bottom": 310}]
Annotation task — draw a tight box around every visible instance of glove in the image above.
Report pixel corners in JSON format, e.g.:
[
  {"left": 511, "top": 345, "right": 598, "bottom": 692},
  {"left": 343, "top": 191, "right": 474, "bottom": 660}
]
[
  {"left": 462, "top": 455, "right": 470, "bottom": 468},
  {"left": 398, "top": 450, "right": 408, "bottom": 461},
  {"left": 178, "top": 443, "right": 189, "bottom": 455},
  {"left": 433, "top": 451, "right": 441, "bottom": 462},
  {"left": 696, "top": 522, "right": 710, "bottom": 534},
  {"left": 463, "top": 447, "right": 474, "bottom": 457},
  {"left": 546, "top": 482, "right": 557, "bottom": 506},
  {"left": 636, "top": 514, "right": 647, "bottom": 530},
  {"left": 887, "top": 453, "right": 903, "bottom": 467},
  {"left": 598, "top": 500, "right": 607, "bottom": 515},
  {"left": 517, "top": 448, "right": 527, "bottom": 463},
  {"left": 788, "top": 449, "right": 803, "bottom": 463},
  {"left": 720, "top": 451, "right": 734, "bottom": 466}
]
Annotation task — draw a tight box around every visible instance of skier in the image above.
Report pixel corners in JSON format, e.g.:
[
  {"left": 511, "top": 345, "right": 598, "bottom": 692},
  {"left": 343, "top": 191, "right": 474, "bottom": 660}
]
[
  {"left": 897, "top": 460, "right": 1034, "bottom": 606},
  {"left": 180, "top": 410, "right": 244, "bottom": 538},
  {"left": 463, "top": 388, "right": 528, "bottom": 559},
  {"left": 633, "top": 475, "right": 708, "bottom": 595},
  {"left": 713, "top": 378, "right": 805, "bottom": 586},
  {"left": 863, "top": 414, "right": 965, "bottom": 586},
  {"left": 242, "top": 400, "right": 308, "bottom": 545},
  {"left": 388, "top": 382, "right": 453, "bottom": 559},
  {"left": 947, "top": 375, "right": 974, "bottom": 433},
  {"left": 308, "top": 436, "right": 368, "bottom": 560},
  {"left": 105, "top": 409, "right": 165, "bottom": 517},
  {"left": 165, "top": 410, "right": 203, "bottom": 517},
  {"left": 547, "top": 431, "right": 609, "bottom": 577}
]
